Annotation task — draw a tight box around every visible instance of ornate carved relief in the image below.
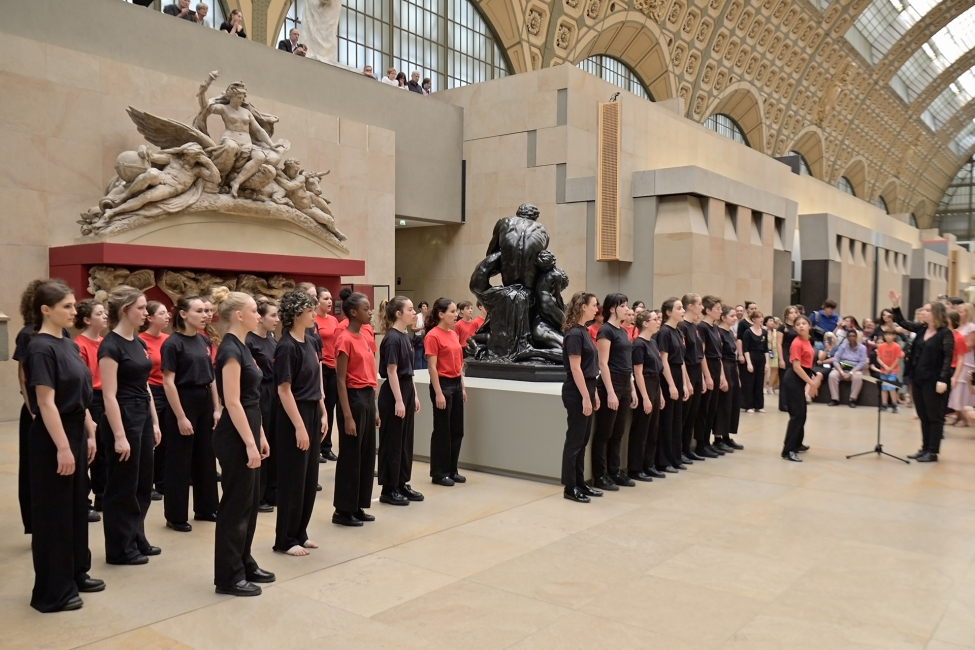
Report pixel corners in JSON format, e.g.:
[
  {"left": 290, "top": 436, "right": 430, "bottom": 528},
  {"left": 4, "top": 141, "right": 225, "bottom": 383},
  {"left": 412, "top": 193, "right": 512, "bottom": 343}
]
[
  {"left": 747, "top": 17, "right": 764, "bottom": 41},
  {"left": 736, "top": 9, "right": 753, "bottom": 33},
  {"left": 712, "top": 31, "right": 728, "bottom": 55},
  {"left": 668, "top": 0, "right": 685, "bottom": 24},
  {"left": 701, "top": 61, "right": 716, "bottom": 87},
  {"left": 683, "top": 8, "right": 700, "bottom": 34},
  {"left": 693, "top": 92, "right": 708, "bottom": 116},
  {"left": 526, "top": 8, "right": 543, "bottom": 35},
  {"left": 585, "top": 0, "right": 601, "bottom": 19},
  {"left": 714, "top": 69, "right": 728, "bottom": 92},
  {"left": 564, "top": 0, "right": 579, "bottom": 8},
  {"left": 724, "top": 38, "right": 740, "bottom": 62},
  {"left": 696, "top": 18, "right": 713, "bottom": 42},
  {"left": 87, "top": 267, "right": 298, "bottom": 304},
  {"left": 726, "top": 0, "right": 742, "bottom": 23},
  {"left": 554, "top": 22, "right": 574, "bottom": 51},
  {"left": 685, "top": 52, "right": 700, "bottom": 76},
  {"left": 672, "top": 42, "right": 688, "bottom": 68},
  {"left": 634, "top": 0, "right": 665, "bottom": 22}
]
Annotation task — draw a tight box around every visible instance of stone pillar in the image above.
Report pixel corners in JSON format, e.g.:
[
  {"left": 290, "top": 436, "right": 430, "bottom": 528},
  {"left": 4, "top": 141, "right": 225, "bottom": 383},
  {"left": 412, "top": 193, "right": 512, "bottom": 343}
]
[{"left": 909, "top": 248, "right": 949, "bottom": 315}]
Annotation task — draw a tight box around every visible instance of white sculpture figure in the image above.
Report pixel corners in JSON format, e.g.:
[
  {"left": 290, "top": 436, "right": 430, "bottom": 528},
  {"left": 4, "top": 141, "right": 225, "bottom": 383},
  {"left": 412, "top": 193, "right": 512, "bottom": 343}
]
[
  {"left": 275, "top": 159, "right": 347, "bottom": 241},
  {"left": 303, "top": 0, "right": 341, "bottom": 63}
]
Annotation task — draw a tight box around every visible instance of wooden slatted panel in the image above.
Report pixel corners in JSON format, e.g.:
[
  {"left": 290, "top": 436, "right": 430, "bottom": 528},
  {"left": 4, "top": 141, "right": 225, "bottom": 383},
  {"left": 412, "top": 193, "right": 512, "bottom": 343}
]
[{"left": 596, "top": 102, "right": 621, "bottom": 261}]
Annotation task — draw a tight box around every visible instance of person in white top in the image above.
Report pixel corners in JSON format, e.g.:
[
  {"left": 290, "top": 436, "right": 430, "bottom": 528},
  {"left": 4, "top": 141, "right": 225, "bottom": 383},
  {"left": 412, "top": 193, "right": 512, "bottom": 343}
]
[
  {"left": 413, "top": 301, "right": 429, "bottom": 370},
  {"left": 380, "top": 68, "right": 399, "bottom": 87}
]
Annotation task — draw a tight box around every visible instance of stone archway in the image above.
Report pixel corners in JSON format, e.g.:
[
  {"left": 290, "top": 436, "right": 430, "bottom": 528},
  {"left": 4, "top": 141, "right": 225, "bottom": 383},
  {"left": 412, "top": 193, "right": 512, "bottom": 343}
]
[{"left": 705, "top": 82, "right": 766, "bottom": 153}]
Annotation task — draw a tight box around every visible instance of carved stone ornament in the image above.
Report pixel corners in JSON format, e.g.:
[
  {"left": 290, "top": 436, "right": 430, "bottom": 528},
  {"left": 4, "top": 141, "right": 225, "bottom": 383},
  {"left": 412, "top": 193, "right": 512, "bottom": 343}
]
[
  {"left": 555, "top": 23, "right": 573, "bottom": 50},
  {"left": 79, "top": 71, "right": 349, "bottom": 253},
  {"left": 565, "top": 0, "right": 580, "bottom": 8},
  {"left": 634, "top": 0, "right": 665, "bottom": 22},
  {"left": 87, "top": 266, "right": 156, "bottom": 301},
  {"left": 585, "top": 0, "right": 601, "bottom": 19},
  {"left": 527, "top": 8, "right": 543, "bottom": 35},
  {"left": 88, "top": 266, "right": 298, "bottom": 305}
]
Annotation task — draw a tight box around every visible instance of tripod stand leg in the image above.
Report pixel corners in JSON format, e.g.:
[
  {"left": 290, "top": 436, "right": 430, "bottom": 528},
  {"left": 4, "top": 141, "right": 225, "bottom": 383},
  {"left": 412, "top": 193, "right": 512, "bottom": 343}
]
[{"left": 878, "top": 450, "right": 910, "bottom": 464}]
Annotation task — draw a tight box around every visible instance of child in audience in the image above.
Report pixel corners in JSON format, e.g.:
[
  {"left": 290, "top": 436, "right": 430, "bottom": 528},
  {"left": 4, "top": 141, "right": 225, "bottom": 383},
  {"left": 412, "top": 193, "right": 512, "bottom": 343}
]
[{"left": 874, "top": 328, "right": 903, "bottom": 413}]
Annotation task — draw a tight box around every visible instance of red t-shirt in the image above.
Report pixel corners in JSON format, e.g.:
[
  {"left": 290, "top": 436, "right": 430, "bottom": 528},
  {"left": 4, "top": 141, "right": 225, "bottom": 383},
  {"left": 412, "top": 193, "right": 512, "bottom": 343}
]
[
  {"left": 951, "top": 330, "right": 967, "bottom": 368},
  {"left": 337, "top": 319, "right": 377, "bottom": 353},
  {"left": 425, "top": 326, "right": 463, "bottom": 378},
  {"left": 454, "top": 318, "right": 478, "bottom": 348},
  {"left": 587, "top": 323, "right": 600, "bottom": 343},
  {"left": 472, "top": 316, "right": 484, "bottom": 331},
  {"left": 75, "top": 334, "right": 102, "bottom": 390},
  {"left": 315, "top": 313, "right": 339, "bottom": 368},
  {"left": 624, "top": 325, "right": 637, "bottom": 341},
  {"left": 139, "top": 331, "right": 169, "bottom": 387},
  {"left": 335, "top": 329, "right": 377, "bottom": 389},
  {"left": 789, "top": 337, "right": 814, "bottom": 369},
  {"left": 876, "top": 341, "right": 903, "bottom": 371}
]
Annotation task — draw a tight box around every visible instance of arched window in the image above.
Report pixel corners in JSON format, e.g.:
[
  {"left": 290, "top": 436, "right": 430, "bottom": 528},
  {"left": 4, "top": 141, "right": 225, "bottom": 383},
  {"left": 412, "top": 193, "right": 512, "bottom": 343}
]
[
  {"left": 577, "top": 56, "right": 652, "bottom": 101},
  {"left": 934, "top": 160, "right": 975, "bottom": 238},
  {"left": 787, "top": 150, "right": 811, "bottom": 176},
  {"left": 704, "top": 114, "right": 748, "bottom": 146},
  {"left": 336, "top": 0, "right": 510, "bottom": 92},
  {"left": 909, "top": 213, "right": 919, "bottom": 228},
  {"left": 837, "top": 176, "right": 856, "bottom": 196},
  {"left": 874, "top": 195, "right": 889, "bottom": 213}
]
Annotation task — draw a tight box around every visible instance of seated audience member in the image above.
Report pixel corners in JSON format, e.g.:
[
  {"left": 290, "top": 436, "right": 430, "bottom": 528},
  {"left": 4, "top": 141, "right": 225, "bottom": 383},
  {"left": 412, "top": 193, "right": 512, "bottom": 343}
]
[
  {"left": 164, "top": 0, "right": 195, "bottom": 20},
  {"left": 278, "top": 28, "right": 302, "bottom": 53},
  {"left": 809, "top": 299, "right": 839, "bottom": 337},
  {"left": 826, "top": 329, "right": 867, "bottom": 407},
  {"left": 220, "top": 9, "right": 246, "bottom": 37},
  {"left": 407, "top": 72, "right": 423, "bottom": 94},
  {"left": 874, "top": 327, "right": 903, "bottom": 413},
  {"left": 381, "top": 68, "right": 399, "bottom": 86},
  {"left": 194, "top": 3, "right": 208, "bottom": 25},
  {"left": 362, "top": 65, "right": 376, "bottom": 79},
  {"left": 835, "top": 315, "right": 862, "bottom": 341},
  {"left": 421, "top": 78, "right": 432, "bottom": 95}
]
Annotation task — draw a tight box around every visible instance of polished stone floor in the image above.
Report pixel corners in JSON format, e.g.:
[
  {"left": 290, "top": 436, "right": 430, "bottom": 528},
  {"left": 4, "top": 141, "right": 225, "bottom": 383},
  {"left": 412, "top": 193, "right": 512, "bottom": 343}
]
[{"left": 1, "top": 401, "right": 974, "bottom": 649}]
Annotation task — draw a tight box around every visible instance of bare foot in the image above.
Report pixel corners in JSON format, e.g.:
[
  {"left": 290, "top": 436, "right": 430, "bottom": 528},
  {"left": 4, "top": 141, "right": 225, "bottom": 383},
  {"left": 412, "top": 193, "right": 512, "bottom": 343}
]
[
  {"left": 282, "top": 545, "right": 309, "bottom": 556},
  {"left": 303, "top": 540, "right": 319, "bottom": 549}
]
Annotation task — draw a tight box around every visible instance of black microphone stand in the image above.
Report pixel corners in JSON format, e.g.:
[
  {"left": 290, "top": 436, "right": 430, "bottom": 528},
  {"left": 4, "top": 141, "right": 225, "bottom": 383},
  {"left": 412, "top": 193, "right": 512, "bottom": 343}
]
[{"left": 846, "top": 374, "right": 909, "bottom": 464}]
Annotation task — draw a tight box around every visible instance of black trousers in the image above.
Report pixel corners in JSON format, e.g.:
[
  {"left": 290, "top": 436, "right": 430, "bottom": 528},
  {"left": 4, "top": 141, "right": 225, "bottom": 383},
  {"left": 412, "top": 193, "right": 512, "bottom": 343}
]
[
  {"left": 741, "top": 353, "right": 766, "bottom": 410},
  {"left": 914, "top": 379, "right": 947, "bottom": 454},
  {"left": 681, "top": 363, "right": 704, "bottom": 455},
  {"left": 322, "top": 364, "right": 337, "bottom": 455},
  {"left": 429, "top": 376, "right": 464, "bottom": 479},
  {"left": 258, "top": 381, "right": 277, "bottom": 505},
  {"left": 714, "top": 359, "right": 741, "bottom": 439},
  {"left": 335, "top": 387, "right": 376, "bottom": 513},
  {"left": 213, "top": 404, "right": 262, "bottom": 587},
  {"left": 657, "top": 365, "right": 684, "bottom": 469},
  {"left": 695, "top": 359, "right": 721, "bottom": 449},
  {"left": 163, "top": 386, "right": 218, "bottom": 524},
  {"left": 88, "top": 391, "right": 107, "bottom": 505},
  {"left": 781, "top": 368, "right": 808, "bottom": 455},
  {"left": 149, "top": 384, "right": 167, "bottom": 493},
  {"left": 101, "top": 397, "right": 154, "bottom": 563},
  {"left": 561, "top": 378, "right": 596, "bottom": 489},
  {"left": 29, "top": 412, "right": 92, "bottom": 613},
  {"left": 778, "top": 367, "right": 788, "bottom": 411},
  {"left": 628, "top": 374, "right": 661, "bottom": 473},
  {"left": 378, "top": 377, "right": 415, "bottom": 489},
  {"left": 18, "top": 403, "right": 32, "bottom": 534},
  {"left": 593, "top": 372, "right": 632, "bottom": 478},
  {"left": 273, "top": 399, "right": 321, "bottom": 551}
]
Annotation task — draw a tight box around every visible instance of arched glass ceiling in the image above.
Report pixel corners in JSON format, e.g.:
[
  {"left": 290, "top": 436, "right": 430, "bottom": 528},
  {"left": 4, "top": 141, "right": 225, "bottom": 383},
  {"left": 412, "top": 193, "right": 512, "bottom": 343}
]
[
  {"left": 952, "top": 120, "right": 975, "bottom": 157},
  {"left": 921, "top": 70, "right": 975, "bottom": 130},
  {"left": 890, "top": 4, "right": 975, "bottom": 103},
  {"left": 851, "top": 0, "right": 939, "bottom": 64}
]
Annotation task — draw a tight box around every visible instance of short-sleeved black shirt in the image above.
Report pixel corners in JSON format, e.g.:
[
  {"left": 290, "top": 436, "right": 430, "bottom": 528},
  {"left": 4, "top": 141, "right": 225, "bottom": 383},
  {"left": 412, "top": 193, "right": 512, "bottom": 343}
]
[
  {"left": 305, "top": 325, "right": 323, "bottom": 357},
  {"left": 699, "top": 321, "right": 722, "bottom": 360},
  {"left": 719, "top": 327, "right": 738, "bottom": 360},
  {"left": 632, "top": 337, "right": 663, "bottom": 375},
  {"left": 26, "top": 334, "right": 93, "bottom": 416},
  {"left": 217, "top": 334, "right": 263, "bottom": 407},
  {"left": 597, "top": 323, "right": 633, "bottom": 375},
  {"left": 274, "top": 332, "right": 322, "bottom": 402},
  {"left": 379, "top": 328, "right": 414, "bottom": 379},
  {"left": 656, "top": 323, "right": 685, "bottom": 366},
  {"left": 741, "top": 326, "right": 768, "bottom": 355},
  {"left": 13, "top": 325, "right": 31, "bottom": 362},
  {"left": 678, "top": 320, "right": 704, "bottom": 364},
  {"left": 563, "top": 325, "right": 598, "bottom": 380},
  {"left": 98, "top": 332, "right": 152, "bottom": 401},
  {"left": 778, "top": 323, "right": 798, "bottom": 360},
  {"left": 161, "top": 332, "right": 214, "bottom": 388},
  {"left": 245, "top": 332, "right": 277, "bottom": 383}
]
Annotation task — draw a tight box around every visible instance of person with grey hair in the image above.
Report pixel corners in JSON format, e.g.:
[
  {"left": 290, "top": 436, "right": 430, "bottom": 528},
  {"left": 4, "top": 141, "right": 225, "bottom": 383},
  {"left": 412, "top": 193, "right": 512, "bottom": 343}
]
[
  {"left": 194, "top": 3, "right": 209, "bottom": 26},
  {"left": 164, "top": 0, "right": 195, "bottom": 21}
]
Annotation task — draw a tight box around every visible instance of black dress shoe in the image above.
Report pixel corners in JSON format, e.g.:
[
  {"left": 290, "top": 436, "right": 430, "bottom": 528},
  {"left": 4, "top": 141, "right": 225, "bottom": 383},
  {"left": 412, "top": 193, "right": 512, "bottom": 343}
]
[
  {"left": 675, "top": 463, "right": 688, "bottom": 470},
  {"left": 907, "top": 449, "right": 925, "bottom": 459},
  {"left": 916, "top": 452, "right": 939, "bottom": 462},
  {"left": 613, "top": 471, "right": 636, "bottom": 487},
  {"left": 724, "top": 438, "right": 744, "bottom": 450},
  {"left": 782, "top": 452, "right": 802, "bottom": 462},
  {"left": 331, "top": 511, "right": 363, "bottom": 527},
  {"left": 432, "top": 476, "right": 455, "bottom": 486},
  {"left": 355, "top": 509, "right": 375, "bottom": 522},
  {"left": 324, "top": 450, "right": 338, "bottom": 461},
  {"left": 645, "top": 468, "right": 666, "bottom": 479},
  {"left": 627, "top": 471, "right": 653, "bottom": 482},
  {"left": 580, "top": 484, "right": 603, "bottom": 497},
  {"left": 316, "top": 484, "right": 323, "bottom": 492},
  {"left": 450, "top": 473, "right": 467, "bottom": 483},
  {"left": 318, "top": 455, "right": 328, "bottom": 464},
  {"left": 150, "top": 491, "right": 163, "bottom": 501},
  {"left": 828, "top": 400, "right": 840, "bottom": 406},
  {"left": 849, "top": 400, "right": 857, "bottom": 408},
  {"left": 215, "top": 580, "right": 262, "bottom": 597},
  {"left": 258, "top": 502, "right": 274, "bottom": 513},
  {"left": 88, "top": 508, "right": 101, "bottom": 523},
  {"left": 140, "top": 545, "right": 162, "bottom": 556},
  {"left": 77, "top": 577, "right": 105, "bottom": 593},
  {"left": 660, "top": 466, "right": 679, "bottom": 474},
  {"left": 698, "top": 447, "right": 719, "bottom": 458},
  {"left": 400, "top": 484, "right": 425, "bottom": 501},
  {"left": 797, "top": 444, "right": 810, "bottom": 453},
  {"left": 193, "top": 512, "right": 217, "bottom": 522},
  {"left": 593, "top": 475, "right": 619, "bottom": 491},
  {"left": 687, "top": 451, "right": 706, "bottom": 461},
  {"left": 563, "top": 487, "right": 590, "bottom": 503},
  {"left": 166, "top": 521, "right": 192, "bottom": 533},
  {"left": 246, "top": 568, "right": 276, "bottom": 583},
  {"left": 680, "top": 455, "right": 695, "bottom": 465},
  {"left": 380, "top": 490, "right": 409, "bottom": 506},
  {"left": 56, "top": 596, "right": 84, "bottom": 612},
  {"left": 107, "top": 555, "right": 148, "bottom": 566}
]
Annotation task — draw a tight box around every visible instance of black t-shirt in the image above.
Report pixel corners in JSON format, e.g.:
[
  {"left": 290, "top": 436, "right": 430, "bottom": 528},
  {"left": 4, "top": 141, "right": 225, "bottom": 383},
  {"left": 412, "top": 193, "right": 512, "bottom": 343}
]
[
  {"left": 632, "top": 337, "right": 663, "bottom": 375},
  {"left": 305, "top": 325, "right": 323, "bottom": 357},
  {"left": 274, "top": 332, "right": 323, "bottom": 402},
  {"left": 778, "top": 323, "right": 798, "bottom": 360},
  {"left": 217, "top": 334, "right": 263, "bottom": 407},
  {"left": 597, "top": 323, "right": 632, "bottom": 375},
  {"left": 699, "top": 321, "right": 722, "bottom": 360},
  {"left": 26, "top": 334, "right": 93, "bottom": 416},
  {"left": 219, "top": 22, "right": 247, "bottom": 37},
  {"left": 563, "top": 326, "right": 598, "bottom": 380},
  {"left": 379, "top": 328, "right": 414, "bottom": 379},
  {"left": 161, "top": 332, "right": 214, "bottom": 388},
  {"left": 655, "top": 323, "right": 685, "bottom": 366},
  {"left": 246, "top": 331, "right": 277, "bottom": 383},
  {"left": 13, "top": 325, "right": 31, "bottom": 362},
  {"left": 741, "top": 327, "right": 768, "bottom": 354},
  {"left": 719, "top": 328, "right": 738, "bottom": 360},
  {"left": 97, "top": 332, "right": 152, "bottom": 401},
  {"left": 678, "top": 320, "right": 704, "bottom": 364}
]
